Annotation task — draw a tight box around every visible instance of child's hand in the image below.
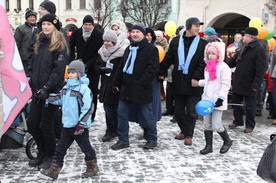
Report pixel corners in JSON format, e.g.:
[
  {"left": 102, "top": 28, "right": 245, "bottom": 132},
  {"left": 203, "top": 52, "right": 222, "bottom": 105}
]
[
  {"left": 215, "top": 98, "right": 223, "bottom": 107},
  {"left": 74, "top": 122, "right": 85, "bottom": 135}
]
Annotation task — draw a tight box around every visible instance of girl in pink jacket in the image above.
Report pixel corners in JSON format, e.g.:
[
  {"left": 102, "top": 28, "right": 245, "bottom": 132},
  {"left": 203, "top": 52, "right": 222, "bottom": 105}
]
[{"left": 198, "top": 42, "right": 233, "bottom": 155}]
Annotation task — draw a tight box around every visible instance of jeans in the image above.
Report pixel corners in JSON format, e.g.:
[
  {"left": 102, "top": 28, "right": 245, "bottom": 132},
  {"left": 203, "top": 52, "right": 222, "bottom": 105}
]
[
  {"left": 117, "top": 100, "right": 157, "bottom": 144},
  {"left": 231, "top": 92, "right": 256, "bottom": 129},
  {"left": 174, "top": 94, "right": 200, "bottom": 137},
  {"left": 104, "top": 103, "right": 118, "bottom": 135},
  {"left": 27, "top": 98, "right": 58, "bottom": 156},
  {"left": 54, "top": 128, "right": 96, "bottom": 167}
]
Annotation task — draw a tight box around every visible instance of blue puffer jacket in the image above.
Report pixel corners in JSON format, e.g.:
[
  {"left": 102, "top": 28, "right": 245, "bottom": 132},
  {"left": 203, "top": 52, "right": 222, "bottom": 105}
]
[{"left": 48, "top": 75, "right": 93, "bottom": 128}]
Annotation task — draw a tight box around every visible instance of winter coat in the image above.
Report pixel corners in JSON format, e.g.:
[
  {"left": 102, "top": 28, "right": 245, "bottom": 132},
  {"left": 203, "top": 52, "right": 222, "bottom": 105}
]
[
  {"left": 199, "top": 42, "right": 231, "bottom": 110},
  {"left": 270, "top": 45, "right": 276, "bottom": 78},
  {"left": 48, "top": 76, "right": 92, "bottom": 128},
  {"left": 14, "top": 22, "right": 34, "bottom": 61},
  {"left": 159, "top": 32, "right": 207, "bottom": 96},
  {"left": 113, "top": 38, "right": 159, "bottom": 104},
  {"left": 228, "top": 39, "right": 267, "bottom": 96},
  {"left": 29, "top": 34, "right": 68, "bottom": 94}
]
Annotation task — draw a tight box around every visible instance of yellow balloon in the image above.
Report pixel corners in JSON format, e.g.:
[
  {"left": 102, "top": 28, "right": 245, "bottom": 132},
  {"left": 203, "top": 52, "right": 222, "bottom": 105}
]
[
  {"left": 164, "top": 21, "right": 177, "bottom": 37},
  {"left": 249, "top": 17, "right": 262, "bottom": 29}
]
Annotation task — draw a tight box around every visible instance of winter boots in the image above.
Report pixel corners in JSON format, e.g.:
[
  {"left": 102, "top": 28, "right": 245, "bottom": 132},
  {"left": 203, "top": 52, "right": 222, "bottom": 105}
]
[
  {"left": 82, "top": 159, "right": 99, "bottom": 178},
  {"left": 40, "top": 160, "right": 61, "bottom": 179},
  {"left": 200, "top": 129, "right": 233, "bottom": 155},
  {"left": 218, "top": 129, "right": 233, "bottom": 153},
  {"left": 200, "top": 131, "right": 213, "bottom": 155}
]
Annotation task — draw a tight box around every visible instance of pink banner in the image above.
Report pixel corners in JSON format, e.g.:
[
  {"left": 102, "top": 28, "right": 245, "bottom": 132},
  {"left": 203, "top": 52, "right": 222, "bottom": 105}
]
[{"left": 0, "top": 4, "right": 32, "bottom": 138}]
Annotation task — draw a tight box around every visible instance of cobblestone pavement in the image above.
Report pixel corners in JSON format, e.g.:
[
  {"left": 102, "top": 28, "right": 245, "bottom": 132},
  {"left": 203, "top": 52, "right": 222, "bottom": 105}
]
[{"left": 0, "top": 102, "right": 275, "bottom": 183}]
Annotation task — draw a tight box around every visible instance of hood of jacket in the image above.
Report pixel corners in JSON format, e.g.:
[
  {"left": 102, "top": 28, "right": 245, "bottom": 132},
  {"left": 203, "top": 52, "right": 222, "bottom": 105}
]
[{"left": 204, "top": 41, "right": 225, "bottom": 62}]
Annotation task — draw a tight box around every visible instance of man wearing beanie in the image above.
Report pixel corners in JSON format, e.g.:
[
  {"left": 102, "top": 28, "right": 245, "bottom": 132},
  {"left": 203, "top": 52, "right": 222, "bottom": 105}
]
[
  {"left": 70, "top": 15, "right": 103, "bottom": 120},
  {"left": 159, "top": 17, "right": 206, "bottom": 146},
  {"left": 14, "top": 10, "right": 37, "bottom": 76},
  {"left": 227, "top": 27, "right": 267, "bottom": 133},
  {"left": 111, "top": 23, "right": 159, "bottom": 150}
]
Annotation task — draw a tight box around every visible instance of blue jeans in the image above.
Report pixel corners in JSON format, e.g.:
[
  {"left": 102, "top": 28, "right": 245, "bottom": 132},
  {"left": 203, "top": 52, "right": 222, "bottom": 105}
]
[
  {"left": 54, "top": 127, "right": 96, "bottom": 167},
  {"left": 231, "top": 92, "right": 256, "bottom": 129},
  {"left": 117, "top": 100, "right": 157, "bottom": 144},
  {"left": 103, "top": 103, "right": 118, "bottom": 135}
]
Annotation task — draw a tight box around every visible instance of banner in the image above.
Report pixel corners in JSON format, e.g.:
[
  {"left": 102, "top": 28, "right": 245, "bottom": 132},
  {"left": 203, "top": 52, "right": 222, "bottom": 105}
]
[{"left": 0, "top": 0, "right": 32, "bottom": 139}]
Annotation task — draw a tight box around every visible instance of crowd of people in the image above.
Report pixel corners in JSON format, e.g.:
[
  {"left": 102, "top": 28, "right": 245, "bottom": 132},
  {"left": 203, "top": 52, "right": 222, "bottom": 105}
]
[{"left": 3, "top": 0, "right": 274, "bottom": 180}]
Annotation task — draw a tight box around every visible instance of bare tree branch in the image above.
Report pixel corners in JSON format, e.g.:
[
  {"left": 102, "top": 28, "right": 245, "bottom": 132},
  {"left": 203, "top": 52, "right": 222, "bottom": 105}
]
[{"left": 265, "top": 0, "right": 276, "bottom": 16}]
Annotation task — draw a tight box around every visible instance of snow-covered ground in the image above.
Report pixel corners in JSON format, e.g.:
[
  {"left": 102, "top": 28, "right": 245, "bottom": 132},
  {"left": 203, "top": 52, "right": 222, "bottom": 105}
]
[{"left": 0, "top": 101, "right": 275, "bottom": 183}]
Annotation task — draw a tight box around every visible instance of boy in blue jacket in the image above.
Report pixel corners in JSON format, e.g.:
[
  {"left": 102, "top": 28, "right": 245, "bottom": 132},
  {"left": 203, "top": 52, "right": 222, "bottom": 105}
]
[{"left": 40, "top": 60, "right": 98, "bottom": 179}]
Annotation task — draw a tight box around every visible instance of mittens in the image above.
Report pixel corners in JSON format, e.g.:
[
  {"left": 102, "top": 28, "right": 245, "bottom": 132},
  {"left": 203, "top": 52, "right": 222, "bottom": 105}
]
[
  {"left": 74, "top": 122, "right": 85, "bottom": 135},
  {"left": 215, "top": 98, "right": 223, "bottom": 107}
]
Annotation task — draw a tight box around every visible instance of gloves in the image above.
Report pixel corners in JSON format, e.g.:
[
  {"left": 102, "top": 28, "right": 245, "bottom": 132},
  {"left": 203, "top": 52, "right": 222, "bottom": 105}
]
[
  {"left": 215, "top": 98, "right": 223, "bottom": 107},
  {"left": 74, "top": 122, "right": 85, "bottom": 135},
  {"left": 35, "top": 86, "right": 49, "bottom": 100},
  {"left": 100, "top": 67, "right": 112, "bottom": 74},
  {"left": 112, "top": 86, "right": 119, "bottom": 93}
]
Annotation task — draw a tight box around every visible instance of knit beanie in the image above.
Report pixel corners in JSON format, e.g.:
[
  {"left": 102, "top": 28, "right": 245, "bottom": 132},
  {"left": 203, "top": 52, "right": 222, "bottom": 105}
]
[
  {"left": 204, "top": 27, "right": 217, "bottom": 36},
  {"left": 207, "top": 45, "right": 219, "bottom": 57},
  {"left": 39, "top": 1, "right": 56, "bottom": 14},
  {"left": 41, "top": 14, "right": 60, "bottom": 30},
  {"left": 205, "top": 42, "right": 225, "bottom": 62},
  {"left": 68, "top": 60, "right": 85, "bottom": 78},
  {"left": 25, "top": 10, "right": 37, "bottom": 20},
  {"left": 103, "top": 30, "right": 117, "bottom": 43},
  {"left": 83, "top": 15, "right": 94, "bottom": 25},
  {"left": 131, "top": 23, "right": 146, "bottom": 35},
  {"left": 155, "top": 30, "right": 163, "bottom": 38}
]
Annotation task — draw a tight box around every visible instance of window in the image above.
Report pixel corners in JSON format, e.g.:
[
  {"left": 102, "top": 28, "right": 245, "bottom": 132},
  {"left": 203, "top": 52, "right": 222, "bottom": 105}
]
[
  {"left": 17, "top": 0, "right": 21, "bottom": 11},
  {"left": 29, "top": 0, "right": 34, "bottom": 10},
  {"left": 80, "top": 0, "right": 86, "bottom": 9},
  {"left": 66, "top": 0, "right": 72, "bottom": 9},
  {"left": 5, "top": 0, "right": 9, "bottom": 11}
]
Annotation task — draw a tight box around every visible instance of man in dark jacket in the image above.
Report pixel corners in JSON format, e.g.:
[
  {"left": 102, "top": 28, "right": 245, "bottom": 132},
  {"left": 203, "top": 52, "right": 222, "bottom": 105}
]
[
  {"left": 111, "top": 23, "right": 159, "bottom": 150},
  {"left": 14, "top": 10, "right": 37, "bottom": 76},
  {"left": 159, "top": 17, "right": 207, "bottom": 146},
  {"left": 228, "top": 27, "right": 267, "bottom": 133},
  {"left": 70, "top": 15, "right": 103, "bottom": 120}
]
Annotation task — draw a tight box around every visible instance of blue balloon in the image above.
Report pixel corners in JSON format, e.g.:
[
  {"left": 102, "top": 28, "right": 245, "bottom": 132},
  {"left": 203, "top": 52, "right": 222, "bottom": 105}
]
[{"left": 195, "top": 100, "right": 215, "bottom": 116}]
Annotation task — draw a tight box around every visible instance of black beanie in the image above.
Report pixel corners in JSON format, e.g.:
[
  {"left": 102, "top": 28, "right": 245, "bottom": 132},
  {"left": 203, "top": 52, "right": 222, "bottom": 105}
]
[
  {"left": 40, "top": 14, "right": 60, "bottom": 30},
  {"left": 244, "top": 27, "right": 258, "bottom": 36},
  {"left": 83, "top": 15, "right": 94, "bottom": 25},
  {"left": 25, "top": 10, "right": 37, "bottom": 20},
  {"left": 39, "top": 1, "right": 56, "bottom": 14},
  {"left": 131, "top": 23, "right": 146, "bottom": 35}
]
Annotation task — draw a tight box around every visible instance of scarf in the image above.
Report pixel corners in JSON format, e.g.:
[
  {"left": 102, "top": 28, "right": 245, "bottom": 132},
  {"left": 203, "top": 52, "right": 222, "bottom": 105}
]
[
  {"left": 178, "top": 35, "right": 200, "bottom": 74},
  {"left": 123, "top": 46, "right": 139, "bottom": 74},
  {"left": 98, "top": 43, "right": 125, "bottom": 62},
  {"left": 82, "top": 26, "right": 93, "bottom": 42},
  {"left": 206, "top": 59, "right": 218, "bottom": 81}
]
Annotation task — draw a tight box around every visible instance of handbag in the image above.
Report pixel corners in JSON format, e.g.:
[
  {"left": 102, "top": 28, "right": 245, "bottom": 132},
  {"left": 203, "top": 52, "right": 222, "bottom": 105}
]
[{"left": 257, "top": 133, "right": 276, "bottom": 183}]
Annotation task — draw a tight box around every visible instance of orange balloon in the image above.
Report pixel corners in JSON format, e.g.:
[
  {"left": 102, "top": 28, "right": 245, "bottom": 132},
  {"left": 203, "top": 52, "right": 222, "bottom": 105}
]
[
  {"left": 156, "top": 45, "right": 165, "bottom": 62},
  {"left": 257, "top": 27, "right": 268, "bottom": 39},
  {"left": 268, "top": 38, "right": 276, "bottom": 51},
  {"left": 64, "top": 65, "right": 69, "bottom": 79}
]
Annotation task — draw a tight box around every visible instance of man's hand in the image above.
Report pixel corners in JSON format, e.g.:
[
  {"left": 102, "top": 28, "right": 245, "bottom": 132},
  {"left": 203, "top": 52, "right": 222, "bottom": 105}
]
[
  {"left": 191, "top": 79, "right": 198, "bottom": 87},
  {"left": 112, "top": 86, "right": 119, "bottom": 93}
]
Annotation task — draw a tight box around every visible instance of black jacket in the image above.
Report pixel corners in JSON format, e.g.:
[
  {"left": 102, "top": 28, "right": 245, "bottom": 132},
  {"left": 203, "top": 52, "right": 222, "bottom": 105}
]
[
  {"left": 159, "top": 33, "right": 207, "bottom": 96},
  {"left": 113, "top": 38, "right": 159, "bottom": 104},
  {"left": 227, "top": 39, "right": 267, "bottom": 96},
  {"left": 29, "top": 34, "right": 68, "bottom": 94}
]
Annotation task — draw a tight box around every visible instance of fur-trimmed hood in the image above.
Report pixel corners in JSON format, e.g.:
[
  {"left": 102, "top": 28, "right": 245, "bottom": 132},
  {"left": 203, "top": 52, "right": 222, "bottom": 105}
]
[{"left": 204, "top": 42, "right": 225, "bottom": 62}]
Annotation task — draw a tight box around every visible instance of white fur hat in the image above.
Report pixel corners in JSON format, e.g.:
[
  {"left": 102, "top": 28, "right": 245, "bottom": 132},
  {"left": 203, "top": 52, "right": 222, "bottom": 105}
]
[
  {"left": 204, "top": 42, "right": 225, "bottom": 62},
  {"left": 154, "top": 30, "right": 163, "bottom": 38}
]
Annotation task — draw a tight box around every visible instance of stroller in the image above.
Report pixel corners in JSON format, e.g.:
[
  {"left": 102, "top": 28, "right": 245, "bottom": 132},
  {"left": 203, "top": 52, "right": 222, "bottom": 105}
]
[{"left": 0, "top": 99, "right": 38, "bottom": 160}]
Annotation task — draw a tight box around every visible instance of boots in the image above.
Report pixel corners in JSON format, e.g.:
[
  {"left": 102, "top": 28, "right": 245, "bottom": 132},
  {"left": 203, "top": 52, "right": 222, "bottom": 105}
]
[
  {"left": 218, "top": 129, "right": 233, "bottom": 153},
  {"left": 200, "top": 131, "right": 213, "bottom": 155},
  {"left": 40, "top": 160, "right": 61, "bottom": 179},
  {"left": 82, "top": 159, "right": 99, "bottom": 178}
]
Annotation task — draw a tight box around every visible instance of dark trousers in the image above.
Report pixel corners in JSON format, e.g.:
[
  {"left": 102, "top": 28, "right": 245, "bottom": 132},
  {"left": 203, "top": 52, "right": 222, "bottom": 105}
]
[
  {"left": 165, "top": 81, "right": 174, "bottom": 112},
  {"left": 231, "top": 92, "right": 256, "bottom": 129},
  {"left": 104, "top": 103, "right": 118, "bottom": 135},
  {"left": 256, "top": 79, "right": 267, "bottom": 112},
  {"left": 27, "top": 99, "right": 58, "bottom": 156},
  {"left": 174, "top": 94, "right": 200, "bottom": 137},
  {"left": 54, "top": 128, "right": 96, "bottom": 167}
]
